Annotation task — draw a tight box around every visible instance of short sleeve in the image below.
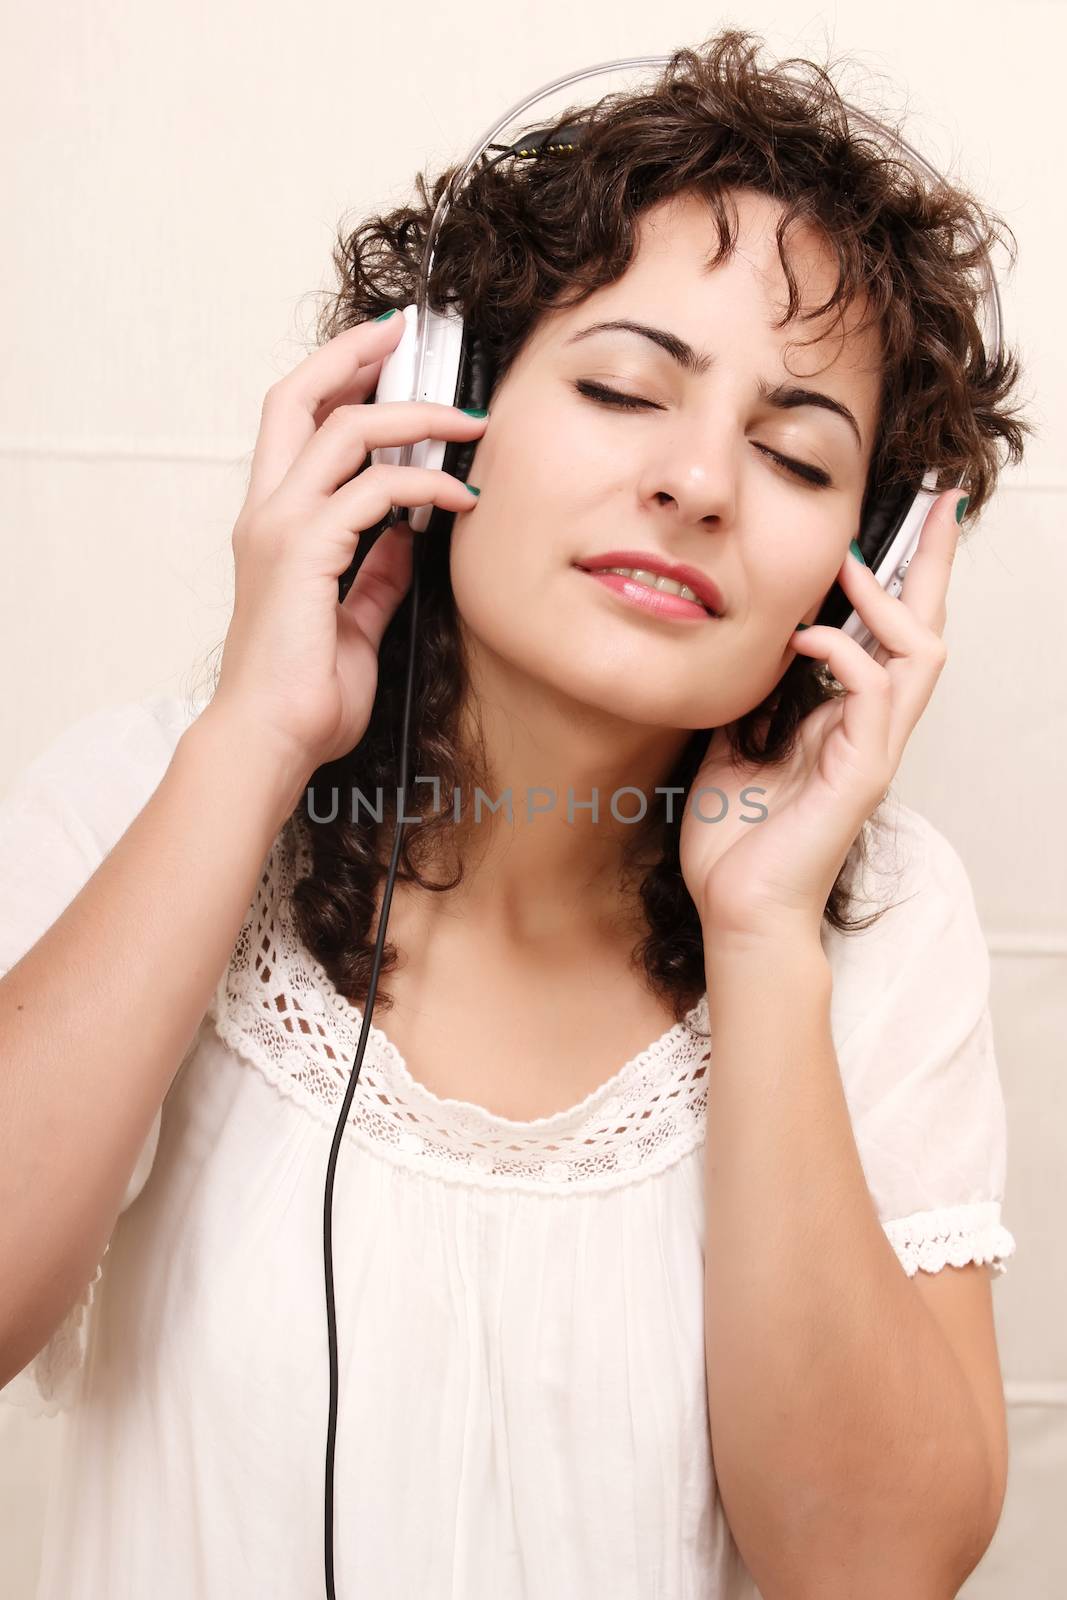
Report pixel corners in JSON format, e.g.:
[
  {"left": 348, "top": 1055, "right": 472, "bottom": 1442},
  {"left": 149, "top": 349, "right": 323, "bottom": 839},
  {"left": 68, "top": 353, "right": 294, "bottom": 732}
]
[
  {"left": 826, "top": 800, "right": 1017, "bottom": 1281},
  {"left": 0, "top": 691, "right": 205, "bottom": 1416}
]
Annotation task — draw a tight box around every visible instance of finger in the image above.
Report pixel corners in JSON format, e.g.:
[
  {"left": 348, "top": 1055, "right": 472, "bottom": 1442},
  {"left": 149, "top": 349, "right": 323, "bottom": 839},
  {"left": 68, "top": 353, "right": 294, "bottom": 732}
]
[
  {"left": 276, "top": 400, "right": 488, "bottom": 505},
  {"left": 831, "top": 542, "right": 927, "bottom": 660},
  {"left": 830, "top": 496, "right": 957, "bottom": 739},
  {"left": 245, "top": 315, "right": 406, "bottom": 514},
  {"left": 310, "top": 462, "right": 480, "bottom": 578},
  {"left": 891, "top": 488, "right": 965, "bottom": 632},
  {"left": 829, "top": 493, "right": 959, "bottom": 661},
  {"left": 792, "top": 617, "right": 946, "bottom": 768},
  {"left": 835, "top": 489, "right": 963, "bottom": 653},
  {"left": 788, "top": 626, "right": 892, "bottom": 776},
  {"left": 338, "top": 520, "right": 415, "bottom": 654}
]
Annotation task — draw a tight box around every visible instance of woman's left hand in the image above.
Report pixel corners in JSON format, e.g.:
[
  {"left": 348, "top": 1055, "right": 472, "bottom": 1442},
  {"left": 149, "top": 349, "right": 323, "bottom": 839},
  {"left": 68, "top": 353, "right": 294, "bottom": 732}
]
[{"left": 679, "top": 489, "right": 967, "bottom": 944}]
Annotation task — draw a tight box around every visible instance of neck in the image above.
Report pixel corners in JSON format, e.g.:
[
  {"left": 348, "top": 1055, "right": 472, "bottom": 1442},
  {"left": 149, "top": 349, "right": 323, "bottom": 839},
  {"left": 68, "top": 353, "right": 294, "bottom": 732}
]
[{"left": 418, "top": 648, "right": 695, "bottom": 945}]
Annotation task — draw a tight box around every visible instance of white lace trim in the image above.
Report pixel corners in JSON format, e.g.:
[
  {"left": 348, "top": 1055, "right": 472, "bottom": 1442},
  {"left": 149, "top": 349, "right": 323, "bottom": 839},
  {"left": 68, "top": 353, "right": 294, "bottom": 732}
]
[
  {"left": 882, "top": 1200, "right": 1016, "bottom": 1278},
  {"left": 210, "top": 823, "right": 713, "bottom": 1195},
  {"left": 0, "top": 1255, "right": 104, "bottom": 1418}
]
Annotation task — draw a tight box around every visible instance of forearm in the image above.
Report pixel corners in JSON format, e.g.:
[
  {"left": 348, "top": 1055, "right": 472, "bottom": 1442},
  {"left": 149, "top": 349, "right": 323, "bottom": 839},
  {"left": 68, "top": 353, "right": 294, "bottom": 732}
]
[{"left": 701, "top": 934, "right": 993, "bottom": 1600}]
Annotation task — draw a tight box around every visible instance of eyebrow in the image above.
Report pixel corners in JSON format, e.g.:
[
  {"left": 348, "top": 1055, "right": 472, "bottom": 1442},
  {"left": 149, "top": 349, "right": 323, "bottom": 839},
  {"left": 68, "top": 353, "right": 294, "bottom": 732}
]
[{"left": 563, "top": 318, "right": 864, "bottom": 451}]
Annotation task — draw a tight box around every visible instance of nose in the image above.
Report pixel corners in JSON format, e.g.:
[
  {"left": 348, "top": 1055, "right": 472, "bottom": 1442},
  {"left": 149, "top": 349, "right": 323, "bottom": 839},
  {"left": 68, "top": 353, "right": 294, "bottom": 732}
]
[{"left": 639, "top": 428, "right": 737, "bottom": 527}]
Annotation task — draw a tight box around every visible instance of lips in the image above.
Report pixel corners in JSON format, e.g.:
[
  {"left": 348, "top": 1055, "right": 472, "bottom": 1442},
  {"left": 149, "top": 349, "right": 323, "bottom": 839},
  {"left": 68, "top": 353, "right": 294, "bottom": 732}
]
[{"left": 574, "top": 550, "right": 725, "bottom": 617}]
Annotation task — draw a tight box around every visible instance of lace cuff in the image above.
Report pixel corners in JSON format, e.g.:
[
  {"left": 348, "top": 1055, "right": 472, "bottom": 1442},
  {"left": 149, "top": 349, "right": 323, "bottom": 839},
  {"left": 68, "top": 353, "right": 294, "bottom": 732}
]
[{"left": 882, "top": 1199, "right": 1016, "bottom": 1279}]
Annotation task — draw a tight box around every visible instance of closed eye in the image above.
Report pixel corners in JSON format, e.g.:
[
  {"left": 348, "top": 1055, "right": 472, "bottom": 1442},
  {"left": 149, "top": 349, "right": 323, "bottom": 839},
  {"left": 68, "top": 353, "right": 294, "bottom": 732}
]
[{"left": 572, "top": 380, "right": 833, "bottom": 489}]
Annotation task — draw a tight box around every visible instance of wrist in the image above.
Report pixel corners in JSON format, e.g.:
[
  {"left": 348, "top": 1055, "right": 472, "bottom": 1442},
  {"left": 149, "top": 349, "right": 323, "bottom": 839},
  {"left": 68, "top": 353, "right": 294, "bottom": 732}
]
[
  {"left": 180, "top": 702, "right": 313, "bottom": 836},
  {"left": 702, "top": 919, "right": 831, "bottom": 992},
  {"left": 700, "top": 903, "right": 827, "bottom": 959}
]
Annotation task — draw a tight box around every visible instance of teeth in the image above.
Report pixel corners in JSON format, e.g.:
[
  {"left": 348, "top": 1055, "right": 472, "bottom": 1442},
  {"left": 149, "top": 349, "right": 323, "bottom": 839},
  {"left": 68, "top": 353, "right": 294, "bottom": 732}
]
[{"left": 601, "top": 567, "right": 709, "bottom": 609}]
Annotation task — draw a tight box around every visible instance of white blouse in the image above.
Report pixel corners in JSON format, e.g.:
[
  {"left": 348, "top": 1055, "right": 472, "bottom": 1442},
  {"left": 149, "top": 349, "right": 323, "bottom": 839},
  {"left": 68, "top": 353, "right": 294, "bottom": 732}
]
[{"left": 0, "top": 693, "right": 1016, "bottom": 1600}]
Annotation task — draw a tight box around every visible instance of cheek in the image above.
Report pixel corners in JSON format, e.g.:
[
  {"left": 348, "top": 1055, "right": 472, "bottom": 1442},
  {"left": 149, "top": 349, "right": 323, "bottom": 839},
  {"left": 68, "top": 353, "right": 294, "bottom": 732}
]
[
  {"left": 447, "top": 511, "right": 549, "bottom": 650},
  {"left": 447, "top": 434, "right": 586, "bottom": 622},
  {"left": 448, "top": 520, "right": 503, "bottom": 633},
  {"left": 749, "top": 512, "right": 847, "bottom": 615}
]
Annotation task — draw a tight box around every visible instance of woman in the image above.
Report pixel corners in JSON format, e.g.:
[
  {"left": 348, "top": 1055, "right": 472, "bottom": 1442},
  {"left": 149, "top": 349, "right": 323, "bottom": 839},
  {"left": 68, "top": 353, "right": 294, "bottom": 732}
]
[{"left": 0, "top": 28, "right": 1031, "bottom": 1600}]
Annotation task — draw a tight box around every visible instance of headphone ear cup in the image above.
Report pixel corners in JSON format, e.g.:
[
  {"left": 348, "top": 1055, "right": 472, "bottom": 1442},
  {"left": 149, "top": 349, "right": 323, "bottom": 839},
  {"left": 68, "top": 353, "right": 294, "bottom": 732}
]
[
  {"left": 345, "top": 321, "right": 492, "bottom": 592},
  {"left": 812, "top": 476, "right": 920, "bottom": 630},
  {"left": 440, "top": 327, "right": 493, "bottom": 488}
]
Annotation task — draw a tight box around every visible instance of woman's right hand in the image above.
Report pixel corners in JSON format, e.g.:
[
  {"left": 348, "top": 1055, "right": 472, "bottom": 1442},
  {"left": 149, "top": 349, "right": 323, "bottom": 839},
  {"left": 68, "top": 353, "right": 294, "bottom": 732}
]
[{"left": 207, "top": 309, "right": 488, "bottom": 785}]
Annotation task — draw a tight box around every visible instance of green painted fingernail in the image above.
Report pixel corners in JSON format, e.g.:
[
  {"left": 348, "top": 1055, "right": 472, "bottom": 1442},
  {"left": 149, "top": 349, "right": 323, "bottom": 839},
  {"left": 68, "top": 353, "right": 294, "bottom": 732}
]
[
  {"left": 955, "top": 495, "right": 970, "bottom": 523},
  {"left": 461, "top": 407, "right": 488, "bottom": 418},
  {"left": 373, "top": 308, "right": 398, "bottom": 322},
  {"left": 795, "top": 622, "right": 811, "bottom": 631},
  {"left": 465, "top": 483, "right": 481, "bottom": 496},
  {"left": 849, "top": 539, "right": 867, "bottom": 566}
]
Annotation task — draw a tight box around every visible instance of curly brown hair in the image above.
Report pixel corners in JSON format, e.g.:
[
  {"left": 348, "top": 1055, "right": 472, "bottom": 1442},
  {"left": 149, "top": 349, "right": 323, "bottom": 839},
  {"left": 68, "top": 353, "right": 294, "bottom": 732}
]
[{"left": 212, "top": 27, "right": 1032, "bottom": 1025}]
